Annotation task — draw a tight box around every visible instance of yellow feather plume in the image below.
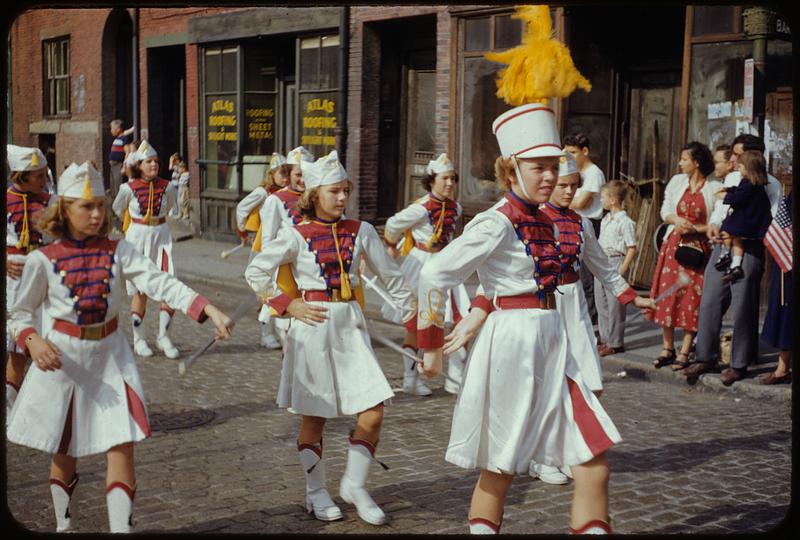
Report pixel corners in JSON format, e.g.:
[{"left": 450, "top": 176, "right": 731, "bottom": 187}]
[{"left": 485, "top": 5, "right": 591, "bottom": 106}]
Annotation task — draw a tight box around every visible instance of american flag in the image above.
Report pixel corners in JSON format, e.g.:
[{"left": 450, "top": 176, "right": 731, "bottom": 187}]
[{"left": 764, "top": 196, "right": 792, "bottom": 272}]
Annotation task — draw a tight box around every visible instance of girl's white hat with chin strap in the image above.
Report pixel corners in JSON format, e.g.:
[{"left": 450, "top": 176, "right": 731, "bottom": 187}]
[
  {"left": 58, "top": 162, "right": 105, "bottom": 200},
  {"left": 300, "top": 150, "right": 348, "bottom": 190}
]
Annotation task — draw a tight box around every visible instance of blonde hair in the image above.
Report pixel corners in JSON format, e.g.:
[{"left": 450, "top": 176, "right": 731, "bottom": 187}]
[
  {"left": 37, "top": 197, "right": 113, "bottom": 239},
  {"left": 601, "top": 180, "right": 632, "bottom": 208},
  {"left": 494, "top": 156, "right": 515, "bottom": 191},
  {"left": 260, "top": 163, "right": 292, "bottom": 190},
  {"left": 296, "top": 180, "right": 354, "bottom": 218}
]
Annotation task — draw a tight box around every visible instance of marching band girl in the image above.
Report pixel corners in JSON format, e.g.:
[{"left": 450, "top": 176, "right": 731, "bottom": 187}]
[
  {"left": 245, "top": 150, "right": 416, "bottom": 526},
  {"left": 7, "top": 162, "right": 231, "bottom": 533},
  {"left": 382, "top": 153, "right": 470, "bottom": 396},
  {"left": 234, "top": 152, "right": 288, "bottom": 260}
]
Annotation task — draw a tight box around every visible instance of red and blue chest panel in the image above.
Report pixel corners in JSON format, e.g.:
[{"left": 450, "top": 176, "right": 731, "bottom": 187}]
[
  {"left": 41, "top": 237, "right": 119, "bottom": 325},
  {"left": 274, "top": 188, "right": 304, "bottom": 225},
  {"left": 497, "top": 193, "right": 561, "bottom": 293},
  {"left": 128, "top": 178, "right": 170, "bottom": 216},
  {"left": 540, "top": 202, "right": 584, "bottom": 270},
  {"left": 422, "top": 195, "right": 459, "bottom": 247},
  {"left": 295, "top": 219, "right": 361, "bottom": 291},
  {"left": 6, "top": 188, "right": 51, "bottom": 248}
]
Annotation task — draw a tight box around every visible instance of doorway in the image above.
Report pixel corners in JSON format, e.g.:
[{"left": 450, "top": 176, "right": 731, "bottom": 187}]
[
  {"left": 146, "top": 45, "right": 186, "bottom": 175},
  {"left": 100, "top": 8, "right": 133, "bottom": 186}
]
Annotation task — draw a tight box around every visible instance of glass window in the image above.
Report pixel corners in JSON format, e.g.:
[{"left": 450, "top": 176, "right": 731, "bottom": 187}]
[
  {"left": 298, "top": 92, "right": 337, "bottom": 158},
  {"left": 43, "top": 37, "right": 70, "bottom": 116},
  {"left": 297, "top": 34, "right": 340, "bottom": 157},
  {"left": 320, "top": 35, "right": 340, "bottom": 89},
  {"left": 244, "top": 46, "right": 277, "bottom": 92},
  {"left": 495, "top": 15, "right": 523, "bottom": 50},
  {"left": 465, "top": 17, "right": 491, "bottom": 52},
  {"left": 414, "top": 72, "right": 436, "bottom": 153},
  {"left": 204, "top": 49, "right": 220, "bottom": 93},
  {"left": 221, "top": 47, "right": 238, "bottom": 92},
  {"left": 204, "top": 95, "right": 238, "bottom": 190},
  {"left": 692, "top": 6, "right": 736, "bottom": 36},
  {"left": 300, "top": 37, "right": 320, "bottom": 90}
]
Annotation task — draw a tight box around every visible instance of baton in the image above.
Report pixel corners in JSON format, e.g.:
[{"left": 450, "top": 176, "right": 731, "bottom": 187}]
[
  {"left": 369, "top": 331, "right": 462, "bottom": 389},
  {"left": 629, "top": 270, "right": 691, "bottom": 322},
  {"left": 221, "top": 242, "right": 247, "bottom": 259},
  {"left": 178, "top": 294, "right": 259, "bottom": 375},
  {"left": 360, "top": 274, "right": 402, "bottom": 311}
]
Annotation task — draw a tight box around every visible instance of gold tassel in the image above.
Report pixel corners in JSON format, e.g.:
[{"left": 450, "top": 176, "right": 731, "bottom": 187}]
[
  {"left": 401, "top": 230, "right": 415, "bottom": 256},
  {"left": 252, "top": 224, "right": 264, "bottom": 252},
  {"left": 484, "top": 5, "right": 591, "bottom": 106},
  {"left": 427, "top": 200, "right": 446, "bottom": 249},
  {"left": 142, "top": 181, "right": 154, "bottom": 222},
  {"left": 122, "top": 209, "right": 131, "bottom": 233},
  {"left": 16, "top": 193, "right": 29, "bottom": 250},
  {"left": 81, "top": 177, "right": 94, "bottom": 201},
  {"left": 331, "top": 222, "right": 352, "bottom": 300}
]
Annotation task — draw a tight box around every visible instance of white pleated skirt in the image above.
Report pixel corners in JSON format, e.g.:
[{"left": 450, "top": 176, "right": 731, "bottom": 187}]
[
  {"left": 556, "top": 281, "right": 603, "bottom": 391},
  {"left": 124, "top": 222, "right": 175, "bottom": 296},
  {"left": 381, "top": 247, "right": 471, "bottom": 325},
  {"left": 277, "top": 301, "right": 394, "bottom": 418},
  {"left": 7, "top": 328, "right": 150, "bottom": 458},
  {"left": 445, "top": 307, "right": 621, "bottom": 474}
]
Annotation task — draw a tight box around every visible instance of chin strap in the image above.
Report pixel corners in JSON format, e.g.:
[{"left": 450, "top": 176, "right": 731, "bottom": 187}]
[{"left": 511, "top": 155, "right": 532, "bottom": 201}]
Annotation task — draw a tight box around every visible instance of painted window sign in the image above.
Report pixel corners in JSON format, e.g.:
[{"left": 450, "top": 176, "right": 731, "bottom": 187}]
[
  {"left": 208, "top": 98, "right": 237, "bottom": 141},
  {"left": 246, "top": 107, "right": 274, "bottom": 140}
]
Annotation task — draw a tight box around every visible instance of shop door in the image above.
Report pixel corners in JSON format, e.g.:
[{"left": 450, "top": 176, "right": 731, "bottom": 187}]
[
  {"left": 766, "top": 87, "right": 792, "bottom": 190},
  {"left": 401, "top": 69, "right": 436, "bottom": 206}
]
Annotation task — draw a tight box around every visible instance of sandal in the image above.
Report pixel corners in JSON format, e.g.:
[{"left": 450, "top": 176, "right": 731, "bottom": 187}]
[
  {"left": 671, "top": 352, "right": 691, "bottom": 371},
  {"left": 653, "top": 348, "right": 676, "bottom": 368}
]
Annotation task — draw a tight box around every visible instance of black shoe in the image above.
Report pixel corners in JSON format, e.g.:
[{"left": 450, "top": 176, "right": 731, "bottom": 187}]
[
  {"left": 721, "top": 266, "right": 744, "bottom": 284},
  {"left": 714, "top": 252, "right": 732, "bottom": 271}
]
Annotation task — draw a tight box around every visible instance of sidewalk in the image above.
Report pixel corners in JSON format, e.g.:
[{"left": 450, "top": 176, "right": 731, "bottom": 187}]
[{"left": 171, "top": 235, "right": 790, "bottom": 402}]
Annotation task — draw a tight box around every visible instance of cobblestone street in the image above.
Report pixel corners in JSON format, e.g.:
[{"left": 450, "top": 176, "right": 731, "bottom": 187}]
[{"left": 5, "top": 278, "right": 792, "bottom": 535}]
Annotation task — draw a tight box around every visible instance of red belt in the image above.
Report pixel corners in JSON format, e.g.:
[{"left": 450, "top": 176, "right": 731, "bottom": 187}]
[
  {"left": 494, "top": 293, "right": 556, "bottom": 310},
  {"left": 6, "top": 246, "right": 36, "bottom": 255},
  {"left": 53, "top": 317, "right": 118, "bottom": 340},
  {"left": 414, "top": 242, "right": 442, "bottom": 253},
  {"left": 303, "top": 290, "right": 356, "bottom": 303},
  {"left": 558, "top": 270, "right": 580, "bottom": 285},
  {"left": 131, "top": 216, "right": 167, "bottom": 225}
]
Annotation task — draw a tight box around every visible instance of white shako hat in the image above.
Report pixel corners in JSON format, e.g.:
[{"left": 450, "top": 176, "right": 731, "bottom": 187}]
[
  {"left": 558, "top": 149, "right": 580, "bottom": 177},
  {"left": 426, "top": 153, "right": 455, "bottom": 175},
  {"left": 269, "top": 152, "right": 287, "bottom": 170},
  {"left": 285, "top": 146, "right": 314, "bottom": 165},
  {"left": 492, "top": 104, "right": 563, "bottom": 160},
  {"left": 7, "top": 144, "right": 48, "bottom": 172},
  {"left": 133, "top": 140, "right": 158, "bottom": 161},
  {"left": 300, "top": 150, "right": 348, "bottom": 190},
  {"left": 124, "top": 152, "right": 139, "bottom": 168},
  {"left": 58, "top": 161, "right": 105, "bottom": 200}
]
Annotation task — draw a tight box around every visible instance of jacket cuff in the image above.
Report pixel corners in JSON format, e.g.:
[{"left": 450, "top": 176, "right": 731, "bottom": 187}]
[
  {"left": 15, "top": 327, "right": 37, "bottom": 354},
  {"left": 268, "top": 293, "right": 294, "bottom": 316},
  {"left": 237, "top": 228, "right": 249, "bottom": 240},
  {"left": 188, "top": 295, "right": 210, "bottom": 322},
  {"left": 404, "top": 314, "right": 418, "bottom": 334},
  {"left": 418, "top": 325, "right": 444, "bottom": 349},
  {"left": 470, "top": 295, "right": 494, "bottom": 314},
  {"left": 616, "top": 286, "right": 638, "bottom": 305}
]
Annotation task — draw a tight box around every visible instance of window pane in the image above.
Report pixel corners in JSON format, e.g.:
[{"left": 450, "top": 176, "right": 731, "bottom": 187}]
[
  {"left": 57, "top": 78, "right": 69, "bottom": 114},
  {"left": 459, "top": 56, "right": 512, "bottom": 204},
  {"left": 494, "top": 15, "right": 522, "bottom": 50},
  {"left": 221, "top": 47, "right": 238, "bottom": 92},
  {"left": 465, "top": 17, "right": 491, "bottom": 52},
  {"left": 298, "top": 91, "right": 337, "bottom": 158},
  {"left": 414, "top": 72, "right": 436, "bottom": 153},
  {"left": 320, "top": 35, "right": 340, "bottom": 89},
  {"left": 299, "top": 37, "right": 320, "bottom": 90},
  {"left": 61, "top": 40, "right": 69, "bottom": 75},
  {"left": 244, "top": 93, "right": 276, "bottom": 157},
  {"left": 204, "top": 49, "right": 220, "bottom": 93},
  {"left": 205, "top": 95, "right": 238, "bottom": 191},
  {"left": 244, "top": 44, "right": 277, "bottom": 92},
  {"left": 692, "top": 6, "right": 735, "bottom": 36}
]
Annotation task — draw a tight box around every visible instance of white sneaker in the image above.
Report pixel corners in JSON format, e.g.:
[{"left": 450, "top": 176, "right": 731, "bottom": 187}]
[
  {"left": 561, "top": 465, "right": 573, "bottom": 479},
  {"left": 529, "top": 462, "right": 569, "bottom": 485},
  {"left": 156, "top": 335, "right": 180, "bottom": 359},
  {"left": 402, "top": 355, "right": 432, "bottom": 396},
  {"left": 133, "top": 338, "right": 153, "bottom": 358},
  {"left": 260, "top": 332, "right": 281, "bottom": 350}
]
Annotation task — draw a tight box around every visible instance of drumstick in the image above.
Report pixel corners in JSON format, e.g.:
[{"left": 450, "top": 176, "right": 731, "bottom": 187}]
[
  {"left": 220, "top": 243, "right": 246, "bottom": 259},
  {"left": 629, "top": 270, "right": 692, "bottom": 322}
]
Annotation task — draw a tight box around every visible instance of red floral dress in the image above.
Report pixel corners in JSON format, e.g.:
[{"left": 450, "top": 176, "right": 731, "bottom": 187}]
[{"left": 647, "top": 183, "right": 710, "bottom": 331}]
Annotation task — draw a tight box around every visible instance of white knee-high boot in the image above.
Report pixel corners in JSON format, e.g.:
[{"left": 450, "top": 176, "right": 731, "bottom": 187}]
[
  {"left": 339, "top": 437, "right": 387, "bottom": 525},
  {"left": 469, "top": 517, "right": 501, "bottom": 534},
  {"left": 156, "top": 308, "right": 179, "bottom": 359},
  {"left": 444, "top": 347, "right": 467, "bottom": 394},
  {"left": 569, "top": 519, "right": 611, "bottom": 534},
  {"left": 50, "top": 474, "right": 79, "bottom": 533},
  {"left": 402, "top": 346, "right": 431, "bottom": 396},
  {"left": 131, "top": 312, "right": 152, "bottom": 357},
  {"left": 298, "top": 440, "right": 342, "bottom": 521},
  {"left": 260, "top": 322, "right": 281, "bottom": 349},
  {"left": 106, "top": 481, "right": 135, "bottom": 533}
]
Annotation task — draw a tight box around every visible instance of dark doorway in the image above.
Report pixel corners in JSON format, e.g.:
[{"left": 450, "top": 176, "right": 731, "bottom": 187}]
[
  {"left": 101, "top": 8, "right": 133, "bottom": 187},
  {"left": 37, "top": 133, "right": 56, "bottom": 182},
  {"left": 373, "top": 15, "right": 436, "bottom": 220},
  {"left": 146, "top": 45, "right": 186, "bottom": 177}
]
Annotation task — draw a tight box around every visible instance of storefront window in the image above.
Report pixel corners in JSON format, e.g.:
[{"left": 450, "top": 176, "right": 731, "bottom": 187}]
[
  {"left": 692, "top": 6, "right": 737, "bottom": 37},
  {"left": 298, "top": 34, "right": 339, "bottom": 158},
  {"left": 202, "top": 46, "right": 239, "bottom": 191},
  {"left": 242, "top": 44, "right": 278, "bottom": 191}
]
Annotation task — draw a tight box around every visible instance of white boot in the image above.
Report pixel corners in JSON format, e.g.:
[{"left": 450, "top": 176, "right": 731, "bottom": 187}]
[
  {"left": 131, "top": 314, "right": 152, "bottom": 358},
  {"left": 156, "top": 310, "right": 179, "bottom": 359},
  {"left": 260, "top": 322, "right": 282, "bottom": 350},
  {"left": 298, "top": 441, "right": 343, "bottom": 521},
  {"left": 444, "top": 348, "right": 467, "bottom": 394},
  {"left": 6, "top": 382, "right": 19, "bottom": 419},
  {"left": 569, "top": 519, "right": 611, "bottom": 534},
  {"left": 529, "top": 462, "right": 568, "bottom": 485},
  {"left": 106, "top": 481, "right": 135, "bottom": 533},
  {"left": 469, "top": 517, "right": 500, "bottom": 534},
  {"left": 50, "top": 474, "right": 79, "bottom": 533},
  {"left": 402, "top": 350, "right": 431, "bottom": 396},
  {"left": 339, "top": 438, "right": 387, "bottom": 525}
]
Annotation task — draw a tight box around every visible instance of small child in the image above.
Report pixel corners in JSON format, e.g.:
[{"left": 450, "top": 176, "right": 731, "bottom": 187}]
[
  {"left": 595, "top": 180, "right": 637, "bottom": 355},
  {"left": 177, "top": 161, "right": 191, "bottom": 219},
  {"left": 715, "top": 150, "right": 772, "bottom": 284}
]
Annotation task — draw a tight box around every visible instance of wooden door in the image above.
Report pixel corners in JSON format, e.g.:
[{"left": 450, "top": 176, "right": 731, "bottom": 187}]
[{"left": 401, "top": 69, "right": 437, "bottom": 207}]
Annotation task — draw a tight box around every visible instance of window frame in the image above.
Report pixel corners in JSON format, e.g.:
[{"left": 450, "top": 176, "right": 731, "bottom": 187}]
[
  {"left": 295, "top": 32, "right": 340, "bottom": 157},
  {"left": 42, "top": 36, "right": 70, "bottom": 117}
]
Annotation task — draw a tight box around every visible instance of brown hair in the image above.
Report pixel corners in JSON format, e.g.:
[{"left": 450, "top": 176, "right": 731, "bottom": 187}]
[
  {"left": 738, "top": 150, "right": 768, "bottom": 186},
  {"left": 601, "top": 180, "right": 632, "bottom": 208},
  {"left": 494, "top": 157, "right": 515, "bottom": 191},
  {"left": 420, "top": 171, "right": 459, "bottom": 192},
  {"left": 296, "top": 180, "right": 354, "bottom": 218},
  {"left": 129, "top": 156, "right": 161, "bottom": 179},
  {"left": 10, "top": 171, "right": 29, "bottom": 185},
  {"left": 37, "top": 197, "right": 113, "bottom": 239}
]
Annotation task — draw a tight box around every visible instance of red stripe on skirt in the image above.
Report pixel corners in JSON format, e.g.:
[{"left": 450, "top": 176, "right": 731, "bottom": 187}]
[
  {"left": 566, "top": 377, "right": 614, "bottom": 457},
  {"left": 125, "top": 383, "right": 151, "bottom": 438},
  {"left": 161, "top": 248, "right": 170, "bottom": 272},
  {"left": 57, "top": 392, "right": 75, "bottom": 455}
]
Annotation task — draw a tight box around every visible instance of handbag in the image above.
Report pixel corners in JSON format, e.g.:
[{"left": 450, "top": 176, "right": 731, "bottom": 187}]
[{"left": 675, "top": 236, "right": 707, "bottom": 269}]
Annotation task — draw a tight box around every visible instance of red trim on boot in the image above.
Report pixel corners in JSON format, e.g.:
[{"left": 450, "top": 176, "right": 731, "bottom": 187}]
[
  {"left": 49, "top": 473, "right": 79, "bottom": 496},
  {"left": 297, "top": 438, "right": 323, "bottom": 458},
  {"left": 125, "top": 383, "right": 151, "bottom": 438},
  {"left": 159, "top": 305, "right": 175, "bottom": 316},
  {"left": 570, "top": 519, "right": 611, "bottom": 534},
  {"left": 106, "top": 481, "right": 136, "bottom": 500},
  {"left": 469, "top": 517, "right": 501, "bottom": 533},
  {"left": 349, "top": 437, "right": 377, "bottom": 456},
  {"left": 6, "top": 380, "right": 21, "bottom": 393}
]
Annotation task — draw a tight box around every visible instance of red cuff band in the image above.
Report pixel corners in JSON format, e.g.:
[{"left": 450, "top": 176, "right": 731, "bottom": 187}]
[
  {"left": 187, "top": 295, "right": 210, "bottom": 322},
  {"left": 417, "top": 325, "right": 444, "bottom": 349},
  {"left": 237, "top": 229, "right": 248, "bottom": 240},
  {"left": 617, "top": 287, "right": 638, "bottom": 305},
  {"left": 15, "top": 327, "right": 37, "bottom": 353},
  {"left": 268, "top": 293, "right": 294, "bottom": 316},
  {"left": 469, "top": 295, "right": 494, "bottom": 314},
  {"left": 404, "top": 315, "right": 418, "bottom": 334}
]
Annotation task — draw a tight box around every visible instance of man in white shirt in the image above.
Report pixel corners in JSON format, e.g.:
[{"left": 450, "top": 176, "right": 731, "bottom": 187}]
[
  {"left": 564, "top": 133, "right": 607, "bottom": 325},
  {"left": 683, "top": 134, "right": 784, "bottom": 386}
]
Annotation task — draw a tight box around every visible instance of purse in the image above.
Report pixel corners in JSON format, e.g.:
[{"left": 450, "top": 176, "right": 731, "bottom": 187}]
[{"left": 675, "top": 237, "right": 707, "bottom": 269}]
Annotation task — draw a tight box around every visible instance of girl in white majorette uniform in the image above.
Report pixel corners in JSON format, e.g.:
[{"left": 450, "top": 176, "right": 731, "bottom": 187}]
[
  {"left": 5, "top": 145, "right": 54, "bottom": 415},
  {"left": 417, "top": 103, "right": 621, "bottom": 535},
  {"left": 112, "top": 140, "right": 181, "bottom": 359},
  {"left": 245, "top": 150, "right": 416, "bottom": 527},
  {"left": 382, "top": 153, "right": 471, "bottom": 396},
  {"left": 7, "top": 162, "right": 231, "bottom": 533}
]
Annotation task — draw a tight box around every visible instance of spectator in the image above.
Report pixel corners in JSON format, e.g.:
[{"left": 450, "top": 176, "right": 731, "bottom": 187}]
[
  {"left": 177, "top": 161, "right": 191, "bottom": 220},
  {"left": 564, "top": 133, "right": 607, "bottom": 325},
  {"left": 682, "top": 134, "right": 784, "bottom": 386},
  {"left": 594, "top": 180, "right": 637, "bottom": 356},
  {"left": 760, "top": 190, "right": 792, "bottom": 385},
  {"left": 107, "top": 119, "right": 134, "bottom": 199},
  {"left": 168, "top": 153, "right": 182, "bottom": 216},
  {"left": 714, "top": 150, "right": 773, "bottom": 284},
  {"left": 712, "top": 144, "right": 733, "bottom": 181},
  {"left": 649, "top": 142, "right": 721, "bottom": 370}
]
